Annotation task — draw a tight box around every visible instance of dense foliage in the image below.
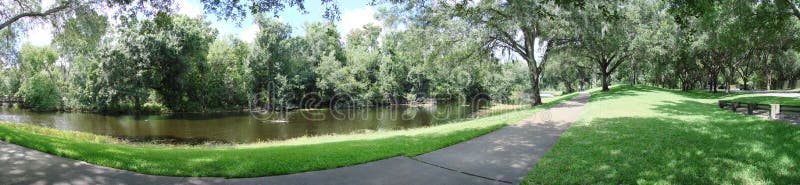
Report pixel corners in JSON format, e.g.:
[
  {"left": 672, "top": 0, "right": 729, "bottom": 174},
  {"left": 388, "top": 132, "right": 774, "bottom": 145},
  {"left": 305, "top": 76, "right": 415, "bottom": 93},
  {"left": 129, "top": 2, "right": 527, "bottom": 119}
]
[
  {"left": 1, "top": 10, "right": 526, "bottom": 113},
  {"left": 2, "top": 0, "right": 800, "bottom": 113}
]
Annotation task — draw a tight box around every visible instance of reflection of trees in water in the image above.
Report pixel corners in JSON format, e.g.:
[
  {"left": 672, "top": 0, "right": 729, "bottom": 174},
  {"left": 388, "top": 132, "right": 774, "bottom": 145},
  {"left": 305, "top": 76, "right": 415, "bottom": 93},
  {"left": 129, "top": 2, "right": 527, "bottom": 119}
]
[
  {"left": 1, "top": 101, "right": 495, "bottom": 144},
  {"left": 402, "top": 107, "right": 419, "bottom": 120}
]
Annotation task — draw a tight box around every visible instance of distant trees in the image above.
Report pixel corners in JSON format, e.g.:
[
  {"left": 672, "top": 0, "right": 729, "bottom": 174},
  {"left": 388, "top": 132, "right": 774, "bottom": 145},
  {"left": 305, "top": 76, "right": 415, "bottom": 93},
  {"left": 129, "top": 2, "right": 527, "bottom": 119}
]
[
  {"left": 3, "top": 0, "right": 800, "bottom": 113},
  {"left": 92, "top": 14, "right": 217, "bottom": 112},
  {"left": 663, "top": 0, "right": 799, "bottom": 91},
  {"left": 205, "top": 36, "right": 251, "bottom": 109},
  {"left": 249, "top": 15, "right": 293, "bottom": 109},
  {"left": 16, "top": 71, "right": 61, "bottom": 111},
  {"left": 458, "top": 1, "right": 575, "bottom": 104},
  {"left": 0, "top": 10, "right": 527, "bottom": 113},
  {"left": 14, "top": 45, "right": 61, "bottom": 111},
  {"left": 386, "top": 0, "right": 577, "bottom": 105},
  {"left": 572, "top": 0, "right": 638, "bottom": 92}
]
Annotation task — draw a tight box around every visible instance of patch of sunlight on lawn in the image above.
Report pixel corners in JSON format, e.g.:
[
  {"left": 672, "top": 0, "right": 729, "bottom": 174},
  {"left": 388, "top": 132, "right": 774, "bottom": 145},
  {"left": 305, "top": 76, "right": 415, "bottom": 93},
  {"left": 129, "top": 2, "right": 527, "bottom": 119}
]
[{"left": 524, "top": 85, "right": 800, "bottom": 185}]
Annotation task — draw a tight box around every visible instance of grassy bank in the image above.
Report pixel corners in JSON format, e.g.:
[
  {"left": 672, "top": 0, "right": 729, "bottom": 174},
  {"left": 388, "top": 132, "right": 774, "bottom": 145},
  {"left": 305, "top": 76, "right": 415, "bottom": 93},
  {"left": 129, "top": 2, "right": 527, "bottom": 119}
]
[
  {"left": 524, "top": 86, "right": 800, "bottom": 184},
  {"left": 0, "top": 93, "right": 576, "bottom": 178}
]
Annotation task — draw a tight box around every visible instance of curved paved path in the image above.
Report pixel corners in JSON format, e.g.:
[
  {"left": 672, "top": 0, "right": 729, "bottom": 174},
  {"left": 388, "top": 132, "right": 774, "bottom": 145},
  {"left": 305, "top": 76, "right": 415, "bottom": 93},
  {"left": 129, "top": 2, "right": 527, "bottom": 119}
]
[{"left": 0, "top": 93, "right": 589, "bottom": 185}]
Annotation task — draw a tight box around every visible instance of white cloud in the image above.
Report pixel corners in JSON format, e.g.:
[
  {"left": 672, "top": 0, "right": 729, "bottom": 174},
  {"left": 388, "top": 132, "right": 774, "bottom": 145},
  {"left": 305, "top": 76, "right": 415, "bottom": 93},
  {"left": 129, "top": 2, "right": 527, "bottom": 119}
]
[
  {"left": 339, "top": 6, "right": 382, "bottom": 37},
  {"left": 177, "top": 0, "right": 203, "bottom": 18},
  {"left": 239, "top": 24, "right": 259, "bottom": 43},
  {"left": 17, "top": 0, "right": 56, "bottom": 47},
  {"left": 23, "top": 24, "right": 53, "bottom": 46},
  {"left": 41, "top": 0, "right": 56, "bottom": 8}
]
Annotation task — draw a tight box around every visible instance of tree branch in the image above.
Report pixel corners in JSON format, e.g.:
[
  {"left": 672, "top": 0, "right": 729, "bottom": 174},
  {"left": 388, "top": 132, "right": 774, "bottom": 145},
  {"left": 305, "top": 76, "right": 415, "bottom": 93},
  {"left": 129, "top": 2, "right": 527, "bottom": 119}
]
[
  {"left": 783, "top": 0, "right": 800, "bottom": 20},
  {"left": 0, "top": 3, "right": 70, "bottom": 31},
  {"left": 608, "top": 54, "right": 627, "bottom": 74},
  {"left": 489, "top": 23, "right": 528, "bottom": 58}
]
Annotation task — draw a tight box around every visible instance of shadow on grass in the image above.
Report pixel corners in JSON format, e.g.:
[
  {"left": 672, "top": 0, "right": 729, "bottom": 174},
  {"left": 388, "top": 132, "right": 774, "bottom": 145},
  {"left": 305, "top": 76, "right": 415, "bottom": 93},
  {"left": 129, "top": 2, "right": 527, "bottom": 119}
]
[
  {"left": 666, "top": 89, "right": 740, "bottom": 100},
  {"left": 589, "top": 85, "right": 656, "bottom": 102},
  {"left": 525, "top": 95, "right": 800, "bottom": 184}
]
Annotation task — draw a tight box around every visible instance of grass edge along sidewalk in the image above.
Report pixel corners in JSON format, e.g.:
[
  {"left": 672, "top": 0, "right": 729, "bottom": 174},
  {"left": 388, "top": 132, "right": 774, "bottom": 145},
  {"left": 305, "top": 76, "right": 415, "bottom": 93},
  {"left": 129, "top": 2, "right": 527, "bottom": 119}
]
[{"left": 0, "top": 93, "right": 577, "bottom": 178}]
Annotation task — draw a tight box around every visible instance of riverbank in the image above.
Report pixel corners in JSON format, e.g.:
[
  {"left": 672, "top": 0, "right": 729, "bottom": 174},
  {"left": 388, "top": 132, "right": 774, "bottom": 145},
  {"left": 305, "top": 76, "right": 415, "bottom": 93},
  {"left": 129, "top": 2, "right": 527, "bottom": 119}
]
[{"left": 0, "top": 93, "right": 576, "bottom": 177}]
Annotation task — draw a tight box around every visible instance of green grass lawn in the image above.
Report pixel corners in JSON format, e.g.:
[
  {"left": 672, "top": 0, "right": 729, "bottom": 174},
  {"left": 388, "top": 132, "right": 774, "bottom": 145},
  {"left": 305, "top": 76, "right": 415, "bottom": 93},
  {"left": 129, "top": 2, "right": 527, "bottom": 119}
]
[
  {"left": 524, "top": 86, "right": 800, "bottom": 184},
  {"left": 0, "top": 93, "right": 576, "bottom": 178}
]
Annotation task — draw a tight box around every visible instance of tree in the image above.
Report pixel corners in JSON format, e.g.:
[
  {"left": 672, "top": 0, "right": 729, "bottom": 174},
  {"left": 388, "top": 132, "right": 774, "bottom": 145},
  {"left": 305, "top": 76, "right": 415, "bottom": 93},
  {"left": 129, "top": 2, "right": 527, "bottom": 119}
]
[
  {"left": 249, "top": 15, "right": 292, "bottom": 109},
  {"left": 1, "top": 0, "right": 343, "bottom": 31},
  {"left": 205, "top": 35, "right": 251, "bottom": 109},
  {"left": 94, "top": 14, "right": 216, "bottom": 112},
  {"left": 14, "top": 45, "right": 60, "bottom": 111},
  {"left": 304, "top": 21, "right": 345, "bottom": 100},
  {"left": 573, "top": 0, "right": 639, "bottom": 92},
  {"left": 17, "top": 44, "right": 58, "bottom": 79},
  {"left": 94, "top": 42, "right": 151, "bottom": 112},
  {"left": 542, "top": 48, "right": 589, "bottom": 93},
  {"left": 390, "top": 0, "right": 576, "bottom": 105},
  {"left": 778, "top": 0, "right": 800, "bottom": 20},
  {"left": 200, "top": 0, "right": 342, "bottom": 21},
  {"left": 345, "top": 24, "right": 384, "bottom": 102},
  {"left": 16, "top": 71, "right": 61, "bottom": 111},
  {"left": 52, "top": 10, "right": 108, "bottom": 109}
]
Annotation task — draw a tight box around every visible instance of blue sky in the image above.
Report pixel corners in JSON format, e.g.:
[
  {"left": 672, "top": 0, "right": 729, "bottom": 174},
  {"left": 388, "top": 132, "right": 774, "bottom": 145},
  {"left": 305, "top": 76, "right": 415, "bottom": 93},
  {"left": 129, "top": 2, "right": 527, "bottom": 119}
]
[{"left": 23, "top": 0, "right": 382, "bottom": 45}]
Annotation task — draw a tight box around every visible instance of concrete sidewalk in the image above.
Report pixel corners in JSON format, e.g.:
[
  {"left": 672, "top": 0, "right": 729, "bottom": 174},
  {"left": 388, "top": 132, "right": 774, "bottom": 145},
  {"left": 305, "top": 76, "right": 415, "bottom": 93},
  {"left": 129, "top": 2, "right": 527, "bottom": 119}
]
[
  {"left": 417, "top": 93, "right": 589, "bottom": 184},
  {"left": 0, "top": 93, "right": 589, "bottom": 185}
]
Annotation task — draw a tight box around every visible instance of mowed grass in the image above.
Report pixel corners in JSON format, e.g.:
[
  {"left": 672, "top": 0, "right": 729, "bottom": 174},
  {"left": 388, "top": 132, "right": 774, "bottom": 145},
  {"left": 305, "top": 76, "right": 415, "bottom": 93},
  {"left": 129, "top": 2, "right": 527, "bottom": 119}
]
[
  {"left": 0, "top": 94, "right": 576, "bottom": 178},
  {"left": 523, "top": 86, "right": 800, "bottom": 184}
]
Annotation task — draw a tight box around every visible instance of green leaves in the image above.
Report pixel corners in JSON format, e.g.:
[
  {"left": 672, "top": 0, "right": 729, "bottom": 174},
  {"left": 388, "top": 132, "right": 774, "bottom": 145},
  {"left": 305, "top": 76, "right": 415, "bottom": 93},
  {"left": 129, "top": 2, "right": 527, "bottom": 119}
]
[
  {"left": 17, "top": 71, "right": 61, "bottom": 111},
  {"left": 92, "top": 15, "right": 216, "bottom": 112}
]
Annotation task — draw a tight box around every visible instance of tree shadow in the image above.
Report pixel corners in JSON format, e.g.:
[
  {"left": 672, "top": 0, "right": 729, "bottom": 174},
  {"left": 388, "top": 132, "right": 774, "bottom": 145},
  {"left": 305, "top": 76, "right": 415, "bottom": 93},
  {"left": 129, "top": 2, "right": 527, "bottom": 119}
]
[
  {"left": 665, "top": 89, "right": 740, "bottom": 100},
  {"left": 527, "top": 98, "right": 800, "bottom": 184},
  {"left": 589, "top": 85, "right": 656, "bottom": 103}
]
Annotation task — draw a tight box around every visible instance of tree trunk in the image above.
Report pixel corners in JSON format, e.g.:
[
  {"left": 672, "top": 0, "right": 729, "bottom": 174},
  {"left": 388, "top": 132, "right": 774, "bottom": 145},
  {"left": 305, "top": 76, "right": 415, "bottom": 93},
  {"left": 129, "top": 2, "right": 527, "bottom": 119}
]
[
  {"left": 526, "top": 56, "right": 543, "bottom": 106},
  {"left": 631, "top": 61, "right": 637, "bottom": 85},
  {"left": 599, "top": 59, "right": 611, "bottom": 92},
  {"left": 767, "top": 70, "right": 773, "bottom": 91},
  {"left": 564, "top": 80, "right": 575, "bottom": 93},
  {"left": 743, "top": 79, "right": 749, "bottom": 90},
  {"left": 711, "top": 73, "right": 718, "bottom": 93},
  {"left": 529, "top": 74, "right": 542, "bottom": 106},
  {"left": 602, "top": 72, "right": 610, "bottom": 92},
  {"left": 134, "top": 97, "right": 142, "bottom": 112}
]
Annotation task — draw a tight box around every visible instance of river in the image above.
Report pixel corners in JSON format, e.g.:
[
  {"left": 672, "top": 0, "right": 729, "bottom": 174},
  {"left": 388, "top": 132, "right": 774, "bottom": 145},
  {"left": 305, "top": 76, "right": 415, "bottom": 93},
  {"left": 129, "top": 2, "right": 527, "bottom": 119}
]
[{"left": 0, "top": 103, "right": 489, "bottom": 144}]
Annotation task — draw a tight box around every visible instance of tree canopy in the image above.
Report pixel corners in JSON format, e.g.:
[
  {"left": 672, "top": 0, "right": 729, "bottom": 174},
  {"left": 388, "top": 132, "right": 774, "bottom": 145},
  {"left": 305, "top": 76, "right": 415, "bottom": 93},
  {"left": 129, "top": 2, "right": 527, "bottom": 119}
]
[{"left": 2, "top": 0, "right": 799, "bottom": 112}]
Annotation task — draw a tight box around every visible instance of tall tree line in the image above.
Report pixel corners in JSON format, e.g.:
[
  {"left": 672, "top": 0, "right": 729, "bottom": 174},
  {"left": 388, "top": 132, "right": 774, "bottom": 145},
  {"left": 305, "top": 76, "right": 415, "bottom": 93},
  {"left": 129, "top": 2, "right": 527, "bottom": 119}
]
[
  {"left": 3, "top": 0, "right": 800, "bottom": 112},
  {"left": 393, "top": 0, "right": 799, "bottom": 98},
  {"left": 1, "top": 12, "right": 529, "bottom": 112}
]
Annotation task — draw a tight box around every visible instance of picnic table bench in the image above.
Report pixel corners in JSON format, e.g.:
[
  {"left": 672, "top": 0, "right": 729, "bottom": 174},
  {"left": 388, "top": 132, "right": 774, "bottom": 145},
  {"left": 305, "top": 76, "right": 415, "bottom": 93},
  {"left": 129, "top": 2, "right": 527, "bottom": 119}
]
[{"left": 719, "top": 100, "right": 800, "bottom": 119}]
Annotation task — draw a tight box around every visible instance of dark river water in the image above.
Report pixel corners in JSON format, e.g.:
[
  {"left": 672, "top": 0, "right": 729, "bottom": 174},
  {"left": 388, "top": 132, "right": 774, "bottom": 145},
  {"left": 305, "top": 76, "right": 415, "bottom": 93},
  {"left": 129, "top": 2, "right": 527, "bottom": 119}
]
[{"left": 0, "top": 103, "right": 487, "bottom": 144}]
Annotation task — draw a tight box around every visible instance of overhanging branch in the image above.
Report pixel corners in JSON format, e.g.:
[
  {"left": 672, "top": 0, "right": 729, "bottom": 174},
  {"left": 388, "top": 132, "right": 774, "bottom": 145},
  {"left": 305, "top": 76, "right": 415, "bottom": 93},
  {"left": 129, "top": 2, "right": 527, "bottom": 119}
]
[
  {"left": 784, "top": 0, "right": 800, "bottom": 20},
  {"left": 0, "top": 3, "right": 70, "bottom": 31}
]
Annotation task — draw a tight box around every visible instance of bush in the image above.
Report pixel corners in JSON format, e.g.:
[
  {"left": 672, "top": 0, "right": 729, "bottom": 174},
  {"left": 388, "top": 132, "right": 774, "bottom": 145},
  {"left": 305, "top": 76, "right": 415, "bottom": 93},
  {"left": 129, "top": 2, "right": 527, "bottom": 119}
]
[{"left": 16, "top": 72, "right": 62, "bottom": 111}]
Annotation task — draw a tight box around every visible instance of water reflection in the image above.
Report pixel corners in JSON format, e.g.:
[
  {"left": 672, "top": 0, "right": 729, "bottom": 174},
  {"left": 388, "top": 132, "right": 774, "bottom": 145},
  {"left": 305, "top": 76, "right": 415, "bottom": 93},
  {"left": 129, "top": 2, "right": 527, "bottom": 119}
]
[{"left": 0, "top": 103, "right": 488, "bottom": 144}]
